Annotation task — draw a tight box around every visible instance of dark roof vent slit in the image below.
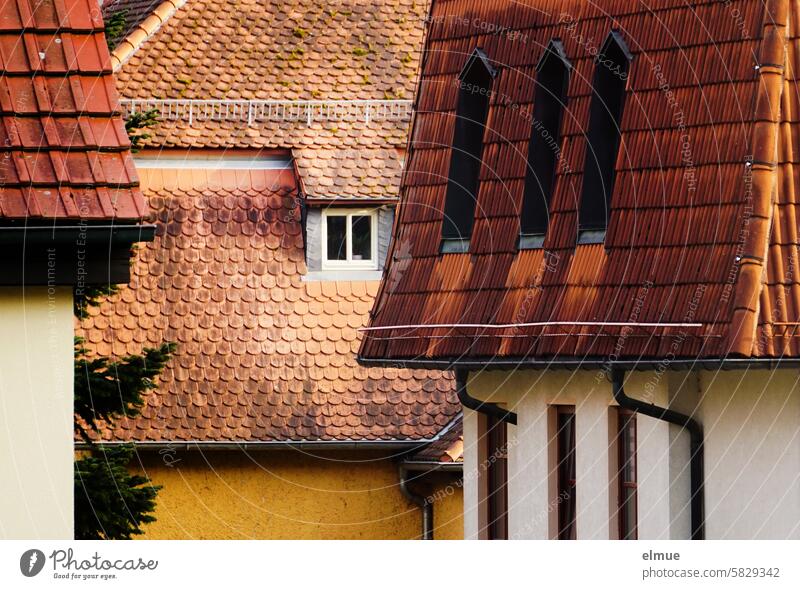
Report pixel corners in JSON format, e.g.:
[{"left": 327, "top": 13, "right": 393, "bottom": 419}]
[
  {"left": 578, "top": 31, "right": 632, "bottom": 244},
  {"left": 520, "top": 39, "right": 571, "bottom": 250},
  {"left": 441, "top": 48, "right": 497, "bottom": 254}
]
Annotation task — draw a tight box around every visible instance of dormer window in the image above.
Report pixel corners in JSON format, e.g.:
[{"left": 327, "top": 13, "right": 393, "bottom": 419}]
[
  {"left": 322, "top": 209, "right": 378, "bottom": 270},
  {"left": 578, "top": 31, "right": 632, "bottom": 243},
  {"left": 303, "top": 205, "right": 393, "bottom": 280},
  {"left": 519, "top": 40, "right": 571, "bottom": 249},
  {"left": 441, "top": 48, "right": 497, "bottom": 253}
]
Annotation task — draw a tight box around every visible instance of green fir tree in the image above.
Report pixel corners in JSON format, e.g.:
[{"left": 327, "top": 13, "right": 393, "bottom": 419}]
[
  {"left": 73, "top": 98, "right": 171, "bottom": 538},
  {"left": 74, "top": 286, "right": 175, "bottom": 539}
]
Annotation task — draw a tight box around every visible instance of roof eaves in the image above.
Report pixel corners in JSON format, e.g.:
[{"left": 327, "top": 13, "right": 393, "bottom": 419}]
[
  {"left": 78, "top": 414, "right": 463, "bottom": 450},
  {"left": 305, "top": 196, "right": 399, "bottom": 205},
  {"left": 400, "top": 461, "right": 463, "bottom": 472},
  {"left": 357, "top": 354, "right": 800, "bottom": 371},
  {"left": 110, "top": 0, "right": 188, "bottom": 71}
]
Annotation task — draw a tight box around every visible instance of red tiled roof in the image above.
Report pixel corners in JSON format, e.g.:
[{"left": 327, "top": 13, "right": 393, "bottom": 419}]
[
  {"left": 114, "top": 0, "right": 423, "bottom": 102},
  {"left": 0, "top": 0, "right": 146, "bottom": 221},
  {"left": 409, "top": 413, "right": 462, "bottom": 463},
  {"left": 295, "top": 147, "right": 403, "bottom": 201},
  {"left": 112, "top": 0, "right": 423, "bottom": 142},
  {"left": 101, "top": 0, "right": 163, "bottom": 49},
  {"left": 361, "top": 0, "right": 800, "bottom": 362},
  {"left": 107, "top": 0, "right": 425, "bottom": 199},
  {"left": 81, "top": 162, "right": 458, "bottom": 442}
]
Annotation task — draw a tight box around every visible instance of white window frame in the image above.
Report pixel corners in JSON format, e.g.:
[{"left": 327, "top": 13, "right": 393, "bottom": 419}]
[{"left": 321, "top": 208, "right": 379, "bottom": 270}]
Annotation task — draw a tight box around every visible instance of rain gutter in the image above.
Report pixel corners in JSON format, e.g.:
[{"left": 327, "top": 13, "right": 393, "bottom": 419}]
[
  {"left": 611, "top": 369, "right": 704, "bottom": 540},
  {"left": 455, "top": 369, "right": 517, "bottom": 425},
  {"left": 358, "top": 355, "right": 800, "bottom": 371}
]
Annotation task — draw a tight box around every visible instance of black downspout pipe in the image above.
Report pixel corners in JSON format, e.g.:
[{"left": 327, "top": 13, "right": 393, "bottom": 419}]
[
  {"left": 398, "top": 465, "right": 433, "bottom": 539},
  {"left": 611, "top": 369, "right": 705, "bottom": 540},
  {"left": 455, "top": 369, "right": 517, "bottom": 425}
]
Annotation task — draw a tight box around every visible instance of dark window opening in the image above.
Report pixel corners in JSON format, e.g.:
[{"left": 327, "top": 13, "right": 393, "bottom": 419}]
[
  {"left": 557, "top": 406, "right": 576, "bottom": 540},
  {"left": 520, "top": 40, "right": 570, "bottom": 247},
  {"left": 486, "top": 414, "right": 508, "bottom": 540},
  {"left": 579, "top": 31, "right": 632, "bottom": 238},
  {"left": 351, "top": 215, "right": 373, "bottom": 261},
  {"left": 441, "top": 48, "right": 496, "bottom": 250},
  {"left": 326, "top": 215, "right": 347, "bottom": 261},
  {"left": 617, "top": 408, "right": 638, "bottom": 540}
]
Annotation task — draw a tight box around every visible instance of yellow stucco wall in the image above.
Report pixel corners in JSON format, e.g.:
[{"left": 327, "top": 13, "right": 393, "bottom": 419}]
[
  {"left": 429, "top": 474, "right": 464, "bottom": 539},
  {"left": 133, "top": 449, "right": 463, "bottom": 539},
  {"left": 0, "top": 287, "right": 74, "bottom": 539}
]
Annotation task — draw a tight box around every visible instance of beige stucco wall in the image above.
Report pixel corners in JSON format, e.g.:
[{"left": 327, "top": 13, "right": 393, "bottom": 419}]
[
  {"left": 463, "top": 410, "right": 481, "bottom": 539},
  {"left": 699, "top": 369, "right": 800, "bottom": 539},
  {"left": 0, "top": 287, "right": 74, "bottom": 539},
  {"left": 463, "top": 369, "right": 690, "bottom": 540},
  {"left": 133, "top": 449, "right": 462, "bottom": 539},
  {"left": 462, "top": 367, "right": 800, "bottom": 540}
]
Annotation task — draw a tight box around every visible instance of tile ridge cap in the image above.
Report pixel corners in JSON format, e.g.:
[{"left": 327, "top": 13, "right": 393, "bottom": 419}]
[
  {"left": 110, "top": 0, "right": 188, "bottom": 72},
  {"left": 727, "top": 0, "right": 788, "bottom": 356}
]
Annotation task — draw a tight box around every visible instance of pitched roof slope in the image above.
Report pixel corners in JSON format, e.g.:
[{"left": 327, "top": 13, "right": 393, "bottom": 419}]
[
  {"left": 0, "top": 0, "right": 146, "bottom": 221},
  {"left": 107, "top": 0, "right": 425, "bottom": 200},
  {"left": 361, "top": 0, "right": 800, "bottom": 362},
  {"left": 111, "top": 0, "right": 424, "bottom": 147},
  {"left": 408, "top": 413, "right": 462, "bottom": 463},
  {"left": 81, "top": 162, "right": 457, "bottom": 442}
]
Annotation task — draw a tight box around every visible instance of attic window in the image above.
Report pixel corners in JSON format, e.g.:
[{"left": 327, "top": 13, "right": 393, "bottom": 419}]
[
  {"left": 322, "top": 209, "right": 378, "bottom": 270},
  {"left": 441, "top": 48, "right": 497, "bottom": 253},
  {"left": 520, "top": 40, "right": 571, "bottom": 250},
  {"left": 578, "top": 31, "right": 632, "bottom": 243}
]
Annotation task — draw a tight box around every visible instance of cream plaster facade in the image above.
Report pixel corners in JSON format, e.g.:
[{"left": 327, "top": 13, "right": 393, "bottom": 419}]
[
  {"left": 0, "top": 287, "right": 74, "bottom": 539},
  {"left": 462, "top": 368, "right": 800, "bottom": 540}
]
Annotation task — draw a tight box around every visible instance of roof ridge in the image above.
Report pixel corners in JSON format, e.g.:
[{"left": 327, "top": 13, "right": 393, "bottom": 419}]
[
  {"left": 727, "top": 0, "right": 789, "bottom": 356},
  {"left": 110, "top": 0, "right": 188, "bottom": 72}
]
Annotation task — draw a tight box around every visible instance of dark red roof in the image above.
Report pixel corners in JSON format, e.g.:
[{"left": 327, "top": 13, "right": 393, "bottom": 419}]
[
  {"left": 361, "top": 0, "right": 800, "bottom": 362},
  {"left": 0, "top": 0, "right": 146, "bottom": 222}
]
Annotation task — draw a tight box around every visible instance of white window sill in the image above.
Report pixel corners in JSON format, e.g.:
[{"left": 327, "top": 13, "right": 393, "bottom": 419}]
[{"left": 304, "top": 270, "right": 383, "bottom": 282}]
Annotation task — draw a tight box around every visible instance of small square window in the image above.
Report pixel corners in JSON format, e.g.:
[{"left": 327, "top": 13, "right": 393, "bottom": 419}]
[{"left": 322, "top": 209, "right": 378, "bottom": 270}]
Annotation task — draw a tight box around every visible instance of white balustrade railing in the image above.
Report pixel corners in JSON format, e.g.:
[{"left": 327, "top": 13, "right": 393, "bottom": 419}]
[{"left": 120, "top": 99, "right": 413, "bottom": 126}]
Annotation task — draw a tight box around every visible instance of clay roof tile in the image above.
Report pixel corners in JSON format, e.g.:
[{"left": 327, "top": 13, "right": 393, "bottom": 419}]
[
  {"left": 0, "top": 0, "right": 146, "bottom": 222},
  {"left": 361, "top": 0, "right": 800, "bottom": 362},
  {"left": 84, "top": 162, "right": 457, "bottom": 442}
]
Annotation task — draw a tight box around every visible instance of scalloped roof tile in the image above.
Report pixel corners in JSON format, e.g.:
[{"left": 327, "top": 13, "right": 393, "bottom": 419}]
[
  {"left": 111, "top": 0, "right": 424, "bottom": 148},
  {"left": 81, "top": 163, "right": 458, "bottom": 442}
]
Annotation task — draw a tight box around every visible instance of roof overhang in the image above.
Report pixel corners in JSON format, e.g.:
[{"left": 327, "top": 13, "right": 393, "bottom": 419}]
[
  {"left": 76, "top": 439, "right": 429, "bottom": 451},
  {"left": 0, "top": 224, "right": 156, "bottom": 286},
  {"left": 305, "top": 197, "right": 398, "bottom": 206},
  {"left": 400, "top": 460, "right": 463, "bottom": 473},
  {"left": 357, "top": 355, "right": 800, "bottom": 372},
  {"left": 77, "top": 411, "right": 464, "bottom": 452}
]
